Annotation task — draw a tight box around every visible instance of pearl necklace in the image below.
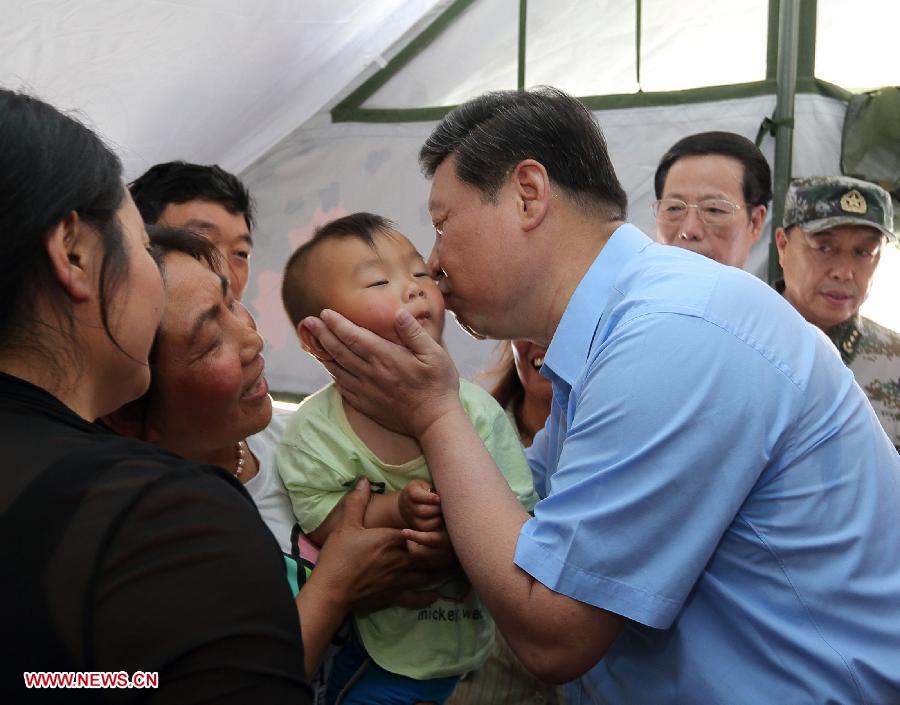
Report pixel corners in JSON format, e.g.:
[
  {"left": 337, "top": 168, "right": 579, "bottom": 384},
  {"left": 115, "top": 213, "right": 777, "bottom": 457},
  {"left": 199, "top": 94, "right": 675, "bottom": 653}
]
[{"left": 234, "top": 440, "right": 246, "bottom": 479}]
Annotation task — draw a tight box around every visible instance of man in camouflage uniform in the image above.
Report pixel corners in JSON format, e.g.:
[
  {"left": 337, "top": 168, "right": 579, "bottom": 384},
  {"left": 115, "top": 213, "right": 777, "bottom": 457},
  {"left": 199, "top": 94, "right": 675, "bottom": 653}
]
[{"left": 775, "top": 176, "right": 899, "bottom": 449}]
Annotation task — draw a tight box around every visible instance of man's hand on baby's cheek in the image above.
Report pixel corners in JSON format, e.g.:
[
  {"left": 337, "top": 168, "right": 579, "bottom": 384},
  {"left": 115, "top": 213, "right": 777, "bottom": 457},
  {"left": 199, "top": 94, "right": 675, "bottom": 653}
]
[{"left": 298, "top": 317, "right": 334, "bottom": 362}]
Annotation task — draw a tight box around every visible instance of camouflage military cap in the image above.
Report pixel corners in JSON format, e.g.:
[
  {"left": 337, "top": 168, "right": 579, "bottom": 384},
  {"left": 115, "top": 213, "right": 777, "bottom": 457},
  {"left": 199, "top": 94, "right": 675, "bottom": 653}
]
[{"left": 783, "top": 176, "right": 895, "bottom": 241}]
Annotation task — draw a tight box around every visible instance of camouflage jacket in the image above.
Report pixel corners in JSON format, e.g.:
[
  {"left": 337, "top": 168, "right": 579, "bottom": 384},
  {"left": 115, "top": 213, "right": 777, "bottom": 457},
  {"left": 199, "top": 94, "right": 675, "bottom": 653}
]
[{"left": 826, "top": 315, "right": 900, "bottom": 449}]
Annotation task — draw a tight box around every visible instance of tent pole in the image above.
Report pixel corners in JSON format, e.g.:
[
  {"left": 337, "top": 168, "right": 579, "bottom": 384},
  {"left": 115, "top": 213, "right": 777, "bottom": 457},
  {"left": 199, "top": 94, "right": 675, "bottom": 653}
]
[
  {"left": 768, "top": 0, "right": 801, "bottom": 284},
  {"left": 635, "top": 0, "right": 642, "bottom": 89},
  {"left": 518, "top": 0, "right": 527, "bottom": 90}
]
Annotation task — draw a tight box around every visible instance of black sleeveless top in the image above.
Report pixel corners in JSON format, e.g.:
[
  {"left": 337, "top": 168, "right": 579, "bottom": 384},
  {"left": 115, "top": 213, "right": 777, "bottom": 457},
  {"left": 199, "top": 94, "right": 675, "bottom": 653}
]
[{"left": 0, "top": 372, "right": 311, "bottom": 703}]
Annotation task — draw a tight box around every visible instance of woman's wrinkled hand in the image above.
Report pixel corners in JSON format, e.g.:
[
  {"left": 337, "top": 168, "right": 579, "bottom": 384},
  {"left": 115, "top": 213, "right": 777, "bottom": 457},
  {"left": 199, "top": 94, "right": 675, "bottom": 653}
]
[
  {"left": 403, "top": 524, "right": 459, "bottom": 580},
  {"left": 311, "top": 478, "right": 438, "bottom": 612}
]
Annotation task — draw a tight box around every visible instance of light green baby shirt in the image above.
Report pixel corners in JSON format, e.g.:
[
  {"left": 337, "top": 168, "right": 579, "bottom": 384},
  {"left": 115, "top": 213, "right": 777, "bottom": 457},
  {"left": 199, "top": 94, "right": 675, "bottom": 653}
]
[{"left": 277, "top": 379, "right": 538, "bottom": 679}]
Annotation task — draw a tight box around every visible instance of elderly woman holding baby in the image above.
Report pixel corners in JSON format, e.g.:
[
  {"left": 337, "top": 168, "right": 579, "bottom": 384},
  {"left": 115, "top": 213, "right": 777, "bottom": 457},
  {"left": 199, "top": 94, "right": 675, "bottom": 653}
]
[
  {"left": 0, "top": 88, "right": 430, "bottom": 703},
  {"left": 106, "top": 225, "right": 440, "bottom": 685}
]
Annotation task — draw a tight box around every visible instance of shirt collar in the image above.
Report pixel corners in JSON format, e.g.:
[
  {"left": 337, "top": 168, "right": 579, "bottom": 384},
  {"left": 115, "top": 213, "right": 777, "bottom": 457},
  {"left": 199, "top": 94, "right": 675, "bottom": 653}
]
[{"left": 543, "top": 224, "right": 652, "bottom": 387}]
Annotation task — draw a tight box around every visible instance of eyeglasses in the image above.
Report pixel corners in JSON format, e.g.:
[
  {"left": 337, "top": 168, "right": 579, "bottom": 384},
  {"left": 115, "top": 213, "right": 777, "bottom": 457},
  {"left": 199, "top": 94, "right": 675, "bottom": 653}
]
[{"left": 652, "top": 198, "right": 743, "bottom": 226}]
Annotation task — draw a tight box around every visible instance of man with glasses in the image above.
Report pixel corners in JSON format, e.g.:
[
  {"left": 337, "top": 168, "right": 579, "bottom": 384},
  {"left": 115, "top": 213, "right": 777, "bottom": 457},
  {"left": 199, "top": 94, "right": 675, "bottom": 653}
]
[
  {"left": 775, "top": 176, "right": 899, "bottom": 447},
  {"left": 653, "top": 131, "right": 770, "bottom": 268}
]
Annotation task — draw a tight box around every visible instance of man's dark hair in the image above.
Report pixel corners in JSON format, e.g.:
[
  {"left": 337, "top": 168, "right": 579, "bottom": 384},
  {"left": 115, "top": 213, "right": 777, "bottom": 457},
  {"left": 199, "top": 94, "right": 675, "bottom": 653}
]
[
  {"left": 282, "top": 212, "right": 396, "bottom": 327},
  {"left": 654, "top": 131, "right": 773, "bottom": 209},
  {"left": 419, "top": 86, "right": 627, "bottom": 219},
  {"left": 129, "top": 161, "right": 256, "bottom": 230}
]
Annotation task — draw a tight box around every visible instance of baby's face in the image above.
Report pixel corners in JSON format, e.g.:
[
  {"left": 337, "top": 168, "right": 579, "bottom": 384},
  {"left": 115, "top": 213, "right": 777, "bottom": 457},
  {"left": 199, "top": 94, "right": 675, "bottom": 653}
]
[{"left": 315, "top": 230, "right": 445, "bottom": 344}]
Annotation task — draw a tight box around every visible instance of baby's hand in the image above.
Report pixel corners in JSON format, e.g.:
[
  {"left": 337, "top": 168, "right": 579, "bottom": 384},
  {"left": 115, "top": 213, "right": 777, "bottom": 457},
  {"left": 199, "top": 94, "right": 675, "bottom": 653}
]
[
  {"left": 403, "top": 527, "right": 460, "bottom": 577},
  {"left": 398, "top": 478, "right": 443, "bottom": 531}
]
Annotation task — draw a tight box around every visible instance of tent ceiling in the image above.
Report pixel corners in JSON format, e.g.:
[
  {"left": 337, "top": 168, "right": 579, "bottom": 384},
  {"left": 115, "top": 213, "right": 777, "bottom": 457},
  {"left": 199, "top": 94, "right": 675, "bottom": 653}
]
[
  {"left": 1, "top": 0, "right": 446, "bottom": 179},
  {"left": 350, "top": 0, "right": 898, "bottom": 119},
  {"left": 362, "top": 0, "right": 770, "bottom": 109}
]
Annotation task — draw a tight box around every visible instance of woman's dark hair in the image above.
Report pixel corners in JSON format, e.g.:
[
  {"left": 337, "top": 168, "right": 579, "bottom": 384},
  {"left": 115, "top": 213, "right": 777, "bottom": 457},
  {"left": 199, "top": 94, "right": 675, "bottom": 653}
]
[
  {"left": 482, "top": 342, "right": 528, "bottom": 439},
  {"left": 147, "top": 223, "right": 223, "bottom": 275},
  {"left": 419, "top": 86, "right": 627, "bottom": 219},
  {"left": 129, "top": 161, "right": 256, "bottom": 230},
  {"left": 654, "top": 131, "right": 773, "bottom": 209},
  {"left": 0, "top": 89, "right": 128, "bottom": 358}
]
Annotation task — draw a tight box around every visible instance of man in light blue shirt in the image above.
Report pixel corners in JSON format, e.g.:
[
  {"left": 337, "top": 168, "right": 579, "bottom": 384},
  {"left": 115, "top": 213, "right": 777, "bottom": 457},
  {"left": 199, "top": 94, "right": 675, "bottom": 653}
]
[
  {"left": 302, "top": 87, "right": 900, "bottom": 704},
  {"left": 523, "top": 222, "right": 899, "bottom": 703}
]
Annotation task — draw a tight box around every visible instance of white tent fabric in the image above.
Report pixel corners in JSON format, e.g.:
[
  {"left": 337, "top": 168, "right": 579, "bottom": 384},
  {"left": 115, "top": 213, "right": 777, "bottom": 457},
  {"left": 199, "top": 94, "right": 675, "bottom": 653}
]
[
  {"left": 365, "top": 0, "right": 524, "bottom": 108},
  {"left": 816, "top": 0, "right": 900, "bottom": 89},
  {"left": 364, "top": 0, "right": 771, "bottom": 107},
  {"left": 241, "top": 93, "right": 848, "bottom": 394},
  {"left": 1, "top": 0, "right": 447, "bottom": 179}
]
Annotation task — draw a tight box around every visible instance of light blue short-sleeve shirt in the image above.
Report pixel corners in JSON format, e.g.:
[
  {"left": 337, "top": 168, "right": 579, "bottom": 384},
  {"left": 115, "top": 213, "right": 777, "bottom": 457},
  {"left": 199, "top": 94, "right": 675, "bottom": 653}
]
[{"left": 517, "top": 224, "right": 900, "bottom": 705}]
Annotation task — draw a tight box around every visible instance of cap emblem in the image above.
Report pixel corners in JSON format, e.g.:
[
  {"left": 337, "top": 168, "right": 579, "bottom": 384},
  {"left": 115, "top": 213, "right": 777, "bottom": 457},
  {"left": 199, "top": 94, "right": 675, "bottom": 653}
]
[{"left": 840, "top": 189, "right": 867, "bottom": 214}]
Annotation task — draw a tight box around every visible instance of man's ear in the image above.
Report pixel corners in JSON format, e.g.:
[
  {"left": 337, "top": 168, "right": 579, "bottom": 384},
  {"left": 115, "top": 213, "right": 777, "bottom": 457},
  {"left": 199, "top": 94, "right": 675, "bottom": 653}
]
[
  {"left": 45, "top": 212, "right": 96, "bottom": 303},
  {"left": 102, "top": 400, "right": 160, "bottom": 443},
  {"left": 749, "top": 204, "right": 767, "bottom": 242},
  {"left": 298, "top": 321, "right": 332, "bottom": 362},
  {"left": 511, "top": 159, "right": 551, "bottom": 232},
  {"left": 774, "top": 227, "right": 788, "bottom": 266}
]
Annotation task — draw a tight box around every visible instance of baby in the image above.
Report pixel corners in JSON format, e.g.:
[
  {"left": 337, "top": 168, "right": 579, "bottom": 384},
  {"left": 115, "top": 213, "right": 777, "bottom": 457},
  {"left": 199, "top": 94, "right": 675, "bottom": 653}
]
[{"left": 277, "top": 213, "right": 537, "bottom": 705}]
